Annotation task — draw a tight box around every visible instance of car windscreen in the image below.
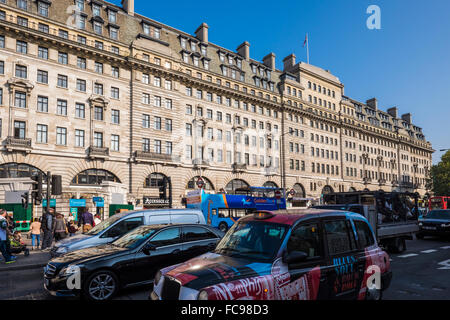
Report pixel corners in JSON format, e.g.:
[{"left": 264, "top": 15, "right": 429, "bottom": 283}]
[
  {"left": 215, "top": 220, "right": 289, "bottom": 262},
  {"left": 425, "top": 210, "right": 450, "bottom": 220},
  {"left": 85, "top": 213, "right": 127, "bottom": 236},
  {"left": 111, "top": 226, "right": 158, "bottom": 249}
]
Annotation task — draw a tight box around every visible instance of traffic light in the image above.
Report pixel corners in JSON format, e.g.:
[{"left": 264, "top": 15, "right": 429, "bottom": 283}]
[
  {"left": 31, "top": 172, "right": 43, "bottom": 204},
  {"left": 51, "top": 175, "right": 62, "bottom": 195},
  {"left": 21, "top": 192, "right": 29, "bottom": 209}
]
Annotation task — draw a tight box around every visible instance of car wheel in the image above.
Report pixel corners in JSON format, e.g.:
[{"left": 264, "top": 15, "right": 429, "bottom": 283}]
[
  {"left": 389, "top": 238, "right": 406, "bottom": 253},
  {"left": 84, "top": 270, "right": 119, "bottom": 301},
  {"left": 218, "top": 222, "right": 228, "bottom": 233},
  {"left": 365, "top": 285, "right": 383, "bottom": 301}
]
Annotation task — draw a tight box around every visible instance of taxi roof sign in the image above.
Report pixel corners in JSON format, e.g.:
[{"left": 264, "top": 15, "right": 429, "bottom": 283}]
[{"left": 253, "top": 211, "right": 275, "bottom": 220}]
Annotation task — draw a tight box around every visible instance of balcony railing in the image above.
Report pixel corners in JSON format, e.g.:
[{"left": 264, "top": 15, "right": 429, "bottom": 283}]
[
  {"left": 4, "top": 136, "right": 32, "bottom": 152},
  {"left": 363, "top": 177, "right": 372, "bottom": 184},
  {"left": 378, "top": 178, "right": 386, "bottom": 186},
  {"left": 88, "top": 146, "right": 109, "bottom": 159},
  {"left": 232, "top": 163, "right": 247, "bottom": 172},
  {"left": 192, "top": 159, "right": 210, "bottom": 167},
  {"left": 134, "top": 151, "right": 180, "bottom": 163}
]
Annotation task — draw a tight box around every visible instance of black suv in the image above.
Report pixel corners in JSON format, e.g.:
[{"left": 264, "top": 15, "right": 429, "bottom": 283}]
[{"left": 44, "top": 224, "right": 223, "bottom": 300}]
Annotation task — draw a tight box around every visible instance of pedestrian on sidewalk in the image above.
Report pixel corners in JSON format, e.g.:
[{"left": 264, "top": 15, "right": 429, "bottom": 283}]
[
  {"left": 54, "top": 213, "right": 68, "bottom": 241},
  {"left": 0, "top": 209, "right": 15, "bottom": 264},
  {"left": 94, "top": 213, "right": 101, "bottom": 227},
  {"left": 41, "top": 208, "right": 55, "bottom": 250},
  {"left": 67, "top": 220, "right": 78, "bottom": 237},
  {"left": 30, "top": 218, "right": 41, "bottom": 250},
  {"left": 78, "top": 207, "right": 94, "bottom": 233}
]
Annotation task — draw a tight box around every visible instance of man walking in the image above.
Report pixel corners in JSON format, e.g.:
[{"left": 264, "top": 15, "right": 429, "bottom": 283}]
[
  {"left": 41, "top": 208, "right": 55, "bottom": 250},
  {"left": 78, "top": 207, "right": 94, "bottom": 233},
  {"left": 0, "top": 210, "right": 15, "bottom": 264}
]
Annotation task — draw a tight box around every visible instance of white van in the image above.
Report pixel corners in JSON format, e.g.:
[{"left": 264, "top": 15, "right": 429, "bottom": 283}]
[{"left": 50, "top": 209, "right": 205, "bottom": 257}]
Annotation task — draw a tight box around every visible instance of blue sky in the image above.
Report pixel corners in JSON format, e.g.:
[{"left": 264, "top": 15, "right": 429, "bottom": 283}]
[{"left": 111, "top": 0, "right": 450, "bottom": 164}]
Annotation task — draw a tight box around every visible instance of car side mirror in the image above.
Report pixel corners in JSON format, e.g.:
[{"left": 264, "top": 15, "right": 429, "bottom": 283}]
[
  {"left": 283, "top": 251, "right": 308, "bottom": 265},
  {"left": 142, "top": 243, "right": 156, "bottom": 255}
]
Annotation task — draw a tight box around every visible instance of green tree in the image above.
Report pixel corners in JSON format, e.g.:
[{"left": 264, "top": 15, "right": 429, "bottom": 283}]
[{"left": 431, "top": 150, "right": 450, "bottom": 196}]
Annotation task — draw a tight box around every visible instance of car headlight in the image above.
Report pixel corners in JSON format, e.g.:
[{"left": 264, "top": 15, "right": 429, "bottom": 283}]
[
  {"left": 154, "top": 271, "right": 162, "bottom": 286},
  {"left": 197, "top": 290, "right": 209, "bottom": 300},
  {"left": 418, "top": 222, "right": 423, "bottom": 226},
  {"left": 56, "top": 246, "right": 68, "bottom": 254},
  {"left": 60, "top": 265, "right": 81, "bottom": 276}
]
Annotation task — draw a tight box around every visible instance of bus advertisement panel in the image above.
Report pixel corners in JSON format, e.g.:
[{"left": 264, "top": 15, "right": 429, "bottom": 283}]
[{"left": 186, "top": 187, "right": 286, "bottom": 232}]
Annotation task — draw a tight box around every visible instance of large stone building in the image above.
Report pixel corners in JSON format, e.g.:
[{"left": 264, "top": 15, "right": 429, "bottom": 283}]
[{"left": 0, "top": 0, "right": 433, "bottom": 219}]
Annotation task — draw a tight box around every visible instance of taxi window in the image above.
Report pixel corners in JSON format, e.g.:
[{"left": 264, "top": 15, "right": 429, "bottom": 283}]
[
  {"left": 353, "top": 220, "right": 375, "bottom": 248},
  {"left": 324, "top": 220, "right": 355, "bottom": 255},
  {"left": 287, "top": 223, "right": 322, "bottom": 259}
]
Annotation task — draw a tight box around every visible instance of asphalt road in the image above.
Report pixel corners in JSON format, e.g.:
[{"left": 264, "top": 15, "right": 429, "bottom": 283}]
[{"left": 1, "top": 237, "right": 449, "bottom": 300}]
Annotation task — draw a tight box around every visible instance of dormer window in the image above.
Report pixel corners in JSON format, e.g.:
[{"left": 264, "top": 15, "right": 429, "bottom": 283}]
[
  {"left": 92, "top": 4, "right": 101, "bottom": 17},
  {"left": 200, "top": 45, "right": 207, "bottom": 56},
  {"left": 182, "top": 52, "right": 189, "bottom": 63},
  {"left": 219, "top": 52, "right": 225, "bottom": 62},
  {"left": 76, "top": 0, "right": 84, "bottom": 12},
  {"left": 191, "top": 41, "right": 196, "bottom": 52},
  {"left": 231, "top": 69, "right": 236, "bottom": 79},
  {"left": 108, "top": 10, "right": 117, "bottom": 24},
  {"left": 154, "top": 28, "right": 160, "bottom": 39},
  {"left": 17, "top": 0, "right": 27, "bottom": 10},
  {"left": 143, "top": 23, "right": 150, "bottom": 35},
  {"left": 266, "top": 70, "right": 271, "bottom": 80},
  {"left": 38, "top": 1, "right": 49, "bottom": 17},
  {"left": 93, "top": 21, "right": 102, "bottom": 35},
  {"left": 180, "top": 37, "right": 187, "bottom": 49},
  {"left": 236, "top": 59, "right": 242, "bottom": 69},
  {"left": 228, "top": 56, "right": 233, "bottom": 65},
  {"left": 251, "top": 65, "right": 257, "bottom": 74},
  {"left": 193, "top": 56, "right": 199, "bottom": 67}
]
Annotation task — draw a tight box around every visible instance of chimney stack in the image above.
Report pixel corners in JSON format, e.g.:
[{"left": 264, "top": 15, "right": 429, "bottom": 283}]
[
  {"left": 195, "top": 23, "right": 209, "bottom": 44},
  {"left": 283, "top": 54, "right": 296, "bottom": 71},
  {"left": 401, "top": 113, "right": 412, "bottom": 124},
  {"left": 366, "top": 98, "right": 378, "bottom": 110},
  {"left": 263, "top": 53, "right": 276, "bottom": 70},
  {"left": 237, "top": 41, "right": 250, "bottom": 61},
  {"left": 122, "top": 0, "right": 134, "bottom": 16},
  {"left": 387, "top": 107, "right": 398, "bottom": 118}
]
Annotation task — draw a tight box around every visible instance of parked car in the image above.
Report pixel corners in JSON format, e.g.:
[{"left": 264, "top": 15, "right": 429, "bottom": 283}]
[
  {"left": 44, "top": 223, "right": 223, "bottom": 300},
  {"left": 50, "top": 209, "right": 206, "bottom": 257},
  {"left": 417, "top": 209, "right": 450, "bottom": 239},
  {"left": 151, "top": 209, "right": 392, "bottom": 300}
]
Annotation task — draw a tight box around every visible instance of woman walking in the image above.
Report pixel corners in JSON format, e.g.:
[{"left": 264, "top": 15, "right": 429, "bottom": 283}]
[
  {"left": 54, "top": 213, "right": 68, "bottom": 242},
  {"left": 30, "top": 218, "right": 41, "bottom": 250}
]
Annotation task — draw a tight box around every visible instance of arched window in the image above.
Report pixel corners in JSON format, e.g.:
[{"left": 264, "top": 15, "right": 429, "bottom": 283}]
[
  {"left": 144, "top": 173, "right": 167, "bottom": 188},
  {"left": 225, "top": 179, "right": 249, "bottom": 194},
  {"left": 187, "top": 176, "right": 214, "bottom": 191},
  {"left": 321, "top": 185, "right": 334, "bottom": 195},
  {"left": 263, "top": 181, "right": 278, "bottom": 188},
  {"left": 292, "top": 183, "right": 306, "bottom": 198},
  {"left": 71, "top": 169, "right": 121, "bottom": 185},
  {"left": 0, "top": 163, "right": 45, "bottom": 179}
]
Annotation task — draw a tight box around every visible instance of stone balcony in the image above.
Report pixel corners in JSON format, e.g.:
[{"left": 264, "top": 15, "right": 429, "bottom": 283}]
[
  {"left": 88, "top": 146, "right": 109, "bottom": 159},
  {"left": 232, "top": 163, "right": 247, "bottom": 172},
  {"left": 134, "top": 151, "right": 180, "bottom": 164},
  {"left": 4, "top": 136, "right": 32, "bottom": 153}
]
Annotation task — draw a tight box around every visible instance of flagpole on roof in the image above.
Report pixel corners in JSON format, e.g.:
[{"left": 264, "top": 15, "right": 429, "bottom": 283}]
[{"left": 306, "top": 33, "right": 309, "bottom": 64}]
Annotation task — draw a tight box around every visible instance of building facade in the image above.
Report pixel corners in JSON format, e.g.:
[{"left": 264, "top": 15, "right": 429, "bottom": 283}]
[{"left": 0, "top": 0, "right": 433, "bottom": 218}]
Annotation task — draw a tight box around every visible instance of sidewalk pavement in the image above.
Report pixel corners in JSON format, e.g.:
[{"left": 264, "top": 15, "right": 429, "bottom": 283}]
[{"left": 0, "top": 235, "right": 52, "bottom": 272}]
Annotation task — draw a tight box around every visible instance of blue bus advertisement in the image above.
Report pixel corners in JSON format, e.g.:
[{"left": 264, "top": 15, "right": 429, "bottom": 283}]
[{"left": 186, "top": 187, "right": 286, "bottom": 232}]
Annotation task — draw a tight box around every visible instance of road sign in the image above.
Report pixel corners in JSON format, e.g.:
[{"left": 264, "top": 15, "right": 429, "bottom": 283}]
[
  {"left": 275, "top": 190, "right": 282, "bottom": 199},
  {"left": 42, "top": 199, "right": 56, "bottom": 207},
  {"left": 197, "top": 177, "right": 204, "bottom": 188},
  {"left": 69, "top": 199, "right": 86, "bottom": 207}
]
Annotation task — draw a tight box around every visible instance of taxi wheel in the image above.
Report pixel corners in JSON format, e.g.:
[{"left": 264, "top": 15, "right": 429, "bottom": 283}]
[
  {"left": 218, "top": 222, "right": 228, "bottom": 233},
  {"left": 389, "top": 238, "right": 406, "bottom": 253},
  {"left": 83, "top": 270, "right": 119, "bottom": 301},
  {"left": 366, "top": 287, "right": 383, "bottom": 301}
]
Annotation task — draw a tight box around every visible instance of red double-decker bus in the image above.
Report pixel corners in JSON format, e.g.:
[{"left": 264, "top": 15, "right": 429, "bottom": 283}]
[{"left": 429, "top": 196, "right": 450, "bottom": 210}]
